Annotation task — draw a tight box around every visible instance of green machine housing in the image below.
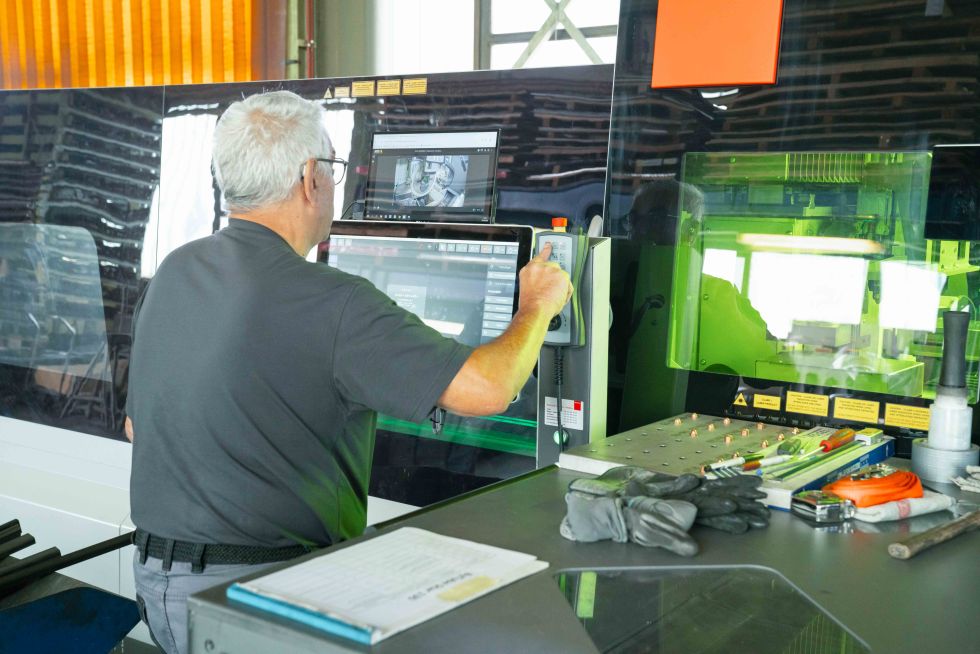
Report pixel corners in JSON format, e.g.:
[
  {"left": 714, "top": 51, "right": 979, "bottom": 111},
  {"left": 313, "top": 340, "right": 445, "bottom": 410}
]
[{"left": 668, "top": 151, "right": 979, "bottom": 404}]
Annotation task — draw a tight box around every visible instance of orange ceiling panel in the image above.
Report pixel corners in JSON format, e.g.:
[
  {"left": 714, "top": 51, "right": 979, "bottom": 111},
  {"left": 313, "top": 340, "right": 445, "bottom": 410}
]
[{"left": 651, "top": 0, "right": 784, "bottom": 89}]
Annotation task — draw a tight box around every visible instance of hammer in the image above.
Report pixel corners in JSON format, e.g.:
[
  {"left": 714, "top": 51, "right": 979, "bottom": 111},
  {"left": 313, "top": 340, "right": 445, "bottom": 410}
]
[{"left": 888, "top": 509, "right": 980, "bottom": 559}]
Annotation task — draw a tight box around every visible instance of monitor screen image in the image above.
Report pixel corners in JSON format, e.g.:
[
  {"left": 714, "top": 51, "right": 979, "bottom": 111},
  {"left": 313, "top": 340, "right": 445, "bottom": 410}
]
[
  {"left": 321, "top": 222, "right": 531, "bottom": 347},
  {"left": 365, "top": 131, "right": 499, "bottom": 223},
  {"left": 393, "top": 155, "right": 467, "bottom": 208}
]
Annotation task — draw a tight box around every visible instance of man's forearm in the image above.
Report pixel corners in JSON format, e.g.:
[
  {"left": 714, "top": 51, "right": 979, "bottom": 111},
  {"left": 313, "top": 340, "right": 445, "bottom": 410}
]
[
  {"left": 477, "top": 304, "right": 552, "bottom": 398},
  {"left": 438, "top": 304, "right": 553, "bottom": 416}
]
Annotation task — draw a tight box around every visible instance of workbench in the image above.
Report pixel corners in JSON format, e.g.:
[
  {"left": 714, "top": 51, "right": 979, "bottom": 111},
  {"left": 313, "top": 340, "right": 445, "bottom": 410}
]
[{"left": 187, "top": 465, "right": 979, "bottom": 653}]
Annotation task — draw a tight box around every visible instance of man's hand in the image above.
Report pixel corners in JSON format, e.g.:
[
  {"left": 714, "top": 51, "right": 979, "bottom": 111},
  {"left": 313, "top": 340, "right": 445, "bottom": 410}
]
[
  {"left": 518, "top": 243, "right": 573, "bottom": 318},
  {"left": 437, "top": 242, "right": 574, "bottom": 417}
]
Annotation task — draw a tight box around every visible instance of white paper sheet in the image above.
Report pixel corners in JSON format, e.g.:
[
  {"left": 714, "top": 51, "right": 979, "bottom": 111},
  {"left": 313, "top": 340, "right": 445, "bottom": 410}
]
[{"left": 235, "top": 527, "right": 548, "bottom": 641}]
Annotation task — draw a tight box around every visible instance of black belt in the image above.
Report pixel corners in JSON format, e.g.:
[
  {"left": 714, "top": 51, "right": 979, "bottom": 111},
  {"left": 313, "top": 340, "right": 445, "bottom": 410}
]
[{"left": 134, "top": 529, "right": 312, "bottom": 573}]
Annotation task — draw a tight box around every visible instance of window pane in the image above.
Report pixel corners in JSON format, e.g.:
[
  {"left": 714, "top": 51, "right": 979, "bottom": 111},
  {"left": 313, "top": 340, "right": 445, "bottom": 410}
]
[
  {"left": 491, "top": 0, "right": 553, "bottom": 34},
  {"left": 562, "top": 0, "right": 620, "bottom": 28},
  {"left": 491, "top": 36, "right": 618, "bottom": 69},
  {"left": 375, "top": 0, "right": 474, "bottom": 74}
]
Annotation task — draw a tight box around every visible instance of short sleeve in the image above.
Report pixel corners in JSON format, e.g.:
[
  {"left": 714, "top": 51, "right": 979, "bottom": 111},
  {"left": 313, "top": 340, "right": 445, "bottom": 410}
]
[{"left": 333, "top": 279, "right": 473, "bottom": 423}]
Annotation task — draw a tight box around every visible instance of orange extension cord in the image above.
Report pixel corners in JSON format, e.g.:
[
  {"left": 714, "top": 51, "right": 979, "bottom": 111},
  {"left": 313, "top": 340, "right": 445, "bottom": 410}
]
[{"left": 823, "top": 471, "right": 923, "bottom": 508}]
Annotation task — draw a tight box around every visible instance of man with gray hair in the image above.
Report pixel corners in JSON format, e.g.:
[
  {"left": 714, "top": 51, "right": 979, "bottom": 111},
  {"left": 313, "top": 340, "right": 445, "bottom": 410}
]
[{"left": 125, "top": 90, "right": 571, "bottom": 654}]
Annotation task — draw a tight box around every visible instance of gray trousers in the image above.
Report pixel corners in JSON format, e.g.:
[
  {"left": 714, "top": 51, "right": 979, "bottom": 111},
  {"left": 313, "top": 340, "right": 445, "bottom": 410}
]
[{"left": 133, "top": 551, "right": 276, "bottom": 654}]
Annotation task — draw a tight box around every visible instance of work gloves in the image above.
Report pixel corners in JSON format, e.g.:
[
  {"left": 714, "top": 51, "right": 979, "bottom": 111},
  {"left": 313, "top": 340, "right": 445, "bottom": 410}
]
[
  {"left": 666, "top": 475, "right": 771, "bottom": 534},
  {"left": 560, "top": 492, "right": 700, "bottom": 556},
  {"left": 560, "top": 466, "right": 771, "bottom": 555}
]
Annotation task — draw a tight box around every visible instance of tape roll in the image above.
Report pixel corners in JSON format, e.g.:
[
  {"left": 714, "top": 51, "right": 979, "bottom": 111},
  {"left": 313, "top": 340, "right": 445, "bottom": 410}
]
[{"left": 911, "top": 438, "right": 980, "bottom": 484}]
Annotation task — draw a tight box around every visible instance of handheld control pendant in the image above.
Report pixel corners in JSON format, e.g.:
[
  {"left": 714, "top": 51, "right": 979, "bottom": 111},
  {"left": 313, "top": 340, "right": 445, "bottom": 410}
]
[{"left": 536, "top": 219, "right": 587, "bottom": 347}]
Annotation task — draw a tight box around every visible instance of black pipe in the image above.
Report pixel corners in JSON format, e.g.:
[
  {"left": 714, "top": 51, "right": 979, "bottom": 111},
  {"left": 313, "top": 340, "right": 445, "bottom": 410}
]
[
  {"left": 0, "top": 532, "right": 134, "bottom": 597},
  {"left": 0, "top": 534, "right": 35, "bottom": 561},
  {"left": 0, "top": 519, "right": 19, "bottom": 534},
  {"left": 47, "top": 532, "right": 134, "bottom": 570},
  {"left": 0, "top": 548, "right": 61, "bottom": 597},
  {"left": 0, "top": 524, "right": 21, "bottom": 545},
  {"left": 0, "top": 547, "right": 60, "bottom": 582}
]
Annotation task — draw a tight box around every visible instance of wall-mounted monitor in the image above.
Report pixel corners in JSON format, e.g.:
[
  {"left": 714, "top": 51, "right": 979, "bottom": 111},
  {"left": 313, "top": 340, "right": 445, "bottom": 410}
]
[{"left": 363, "top": 131, "right": 500, "bottom": 224}]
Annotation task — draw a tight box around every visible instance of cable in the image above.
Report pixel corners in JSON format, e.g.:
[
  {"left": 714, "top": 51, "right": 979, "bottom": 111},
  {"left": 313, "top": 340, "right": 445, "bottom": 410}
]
[
  {"left": 430, "top": 407, "right": 444, "bottom": 435},
  {"left": 337, "top": 198, "right": 363, "bottom": 222},
  {"left": 554, "top": 346, "right": 566, "bottom": 451}
]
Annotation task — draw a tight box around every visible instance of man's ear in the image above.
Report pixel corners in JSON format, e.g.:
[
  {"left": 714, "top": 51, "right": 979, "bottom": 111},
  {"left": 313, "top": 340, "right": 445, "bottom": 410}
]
[{"left": 302, "top": 159, "right": 317, "bottom": 201}]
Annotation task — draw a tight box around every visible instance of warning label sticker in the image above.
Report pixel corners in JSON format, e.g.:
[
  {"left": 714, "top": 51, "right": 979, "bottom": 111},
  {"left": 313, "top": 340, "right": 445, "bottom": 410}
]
[
  {"left": 377, "top": 79, "right": 401, "bottom": 95},
  {"left": 403, "top": 78, "right": 428, "bottom": 95},
  {"left": 786, "top": 391, "right": 829, "bottom": 417},
  {"left": 754, "top": 394, "right": 781, "bottom": 411},
  {"left": 544, "top": 397, "right": 584, "bottom": 431},
  {"left": 352, "top": 80, "right": 376, "bottom": 96},
  {"left": 884, "top": 403, "right": 930, "bottom": 431},
  {"left": 733, "top": 392, "right": 748, "bottom": 407},
  {"left": 833, "top": 397, "right": 880, "bottom": 424}
]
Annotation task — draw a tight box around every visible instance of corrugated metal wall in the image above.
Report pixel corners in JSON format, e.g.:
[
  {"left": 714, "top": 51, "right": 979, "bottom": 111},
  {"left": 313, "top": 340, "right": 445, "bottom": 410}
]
[{"left": 0, "top": 0, "right": 285, "bottom": 89}]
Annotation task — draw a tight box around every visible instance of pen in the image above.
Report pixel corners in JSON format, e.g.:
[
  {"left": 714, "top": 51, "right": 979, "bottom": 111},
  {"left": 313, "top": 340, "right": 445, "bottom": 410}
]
[{"left": 741, "top": 454, "right": 791, "bottom": 471}]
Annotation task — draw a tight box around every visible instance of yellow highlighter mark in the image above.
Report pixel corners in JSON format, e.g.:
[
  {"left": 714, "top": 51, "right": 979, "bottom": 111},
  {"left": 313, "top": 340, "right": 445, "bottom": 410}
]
[{"left": 437, "top": 576, "right": 496, "bottom": 602}]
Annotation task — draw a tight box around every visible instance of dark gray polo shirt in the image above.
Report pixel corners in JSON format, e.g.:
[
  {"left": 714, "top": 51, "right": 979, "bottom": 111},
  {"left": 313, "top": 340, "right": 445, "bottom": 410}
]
[{"left": 128, "top": 219, "right": 472, "bottom": 547}]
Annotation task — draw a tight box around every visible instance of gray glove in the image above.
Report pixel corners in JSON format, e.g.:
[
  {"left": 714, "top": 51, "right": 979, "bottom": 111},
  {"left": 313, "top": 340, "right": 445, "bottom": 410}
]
[
  {"left": 664, "top": 475, "right": 771, "bottom": 534},
  {"left": 560, "top": 491, "right": 700, "bottom": 556},
  {"left": 568, "top": 466, "right": 700, "bottom": 498},
  {"left": 568, "top": 466, "right": 771, "bottom": 535}
]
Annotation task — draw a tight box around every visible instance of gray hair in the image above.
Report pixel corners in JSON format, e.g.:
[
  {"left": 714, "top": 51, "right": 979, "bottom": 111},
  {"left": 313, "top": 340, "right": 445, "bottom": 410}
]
[{"left": 213, "top": 90, "right": 332, "bottom": 212}]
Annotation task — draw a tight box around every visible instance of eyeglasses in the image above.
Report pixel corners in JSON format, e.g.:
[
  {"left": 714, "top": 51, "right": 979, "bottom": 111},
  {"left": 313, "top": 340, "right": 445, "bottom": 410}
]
[{"left": 301, "top": 157, "right": 347, "bottom": 185}]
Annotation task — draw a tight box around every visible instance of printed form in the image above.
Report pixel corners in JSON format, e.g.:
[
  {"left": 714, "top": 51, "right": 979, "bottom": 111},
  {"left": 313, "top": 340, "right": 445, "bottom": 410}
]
[{"left": 229, "top": 527, "right": 548, "bottom": 643}]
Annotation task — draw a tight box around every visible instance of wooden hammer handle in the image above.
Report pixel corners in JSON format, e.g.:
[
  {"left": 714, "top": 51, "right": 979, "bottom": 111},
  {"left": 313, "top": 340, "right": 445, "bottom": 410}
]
[{"left": 888, "top": 510, "right": 980, "bottom": 560}]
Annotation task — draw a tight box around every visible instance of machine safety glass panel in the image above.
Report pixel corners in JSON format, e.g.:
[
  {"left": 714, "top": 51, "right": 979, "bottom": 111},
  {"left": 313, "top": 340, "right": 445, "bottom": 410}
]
[
  {"left": 364, "top": 131, "right": 499, "bottom": 223},
  {"left": 0, "top": 88, "right": 161, "bottom": 440},
  {"left": 0, "top": 225, "right": 111, "bottom": 381},
  {"left": 667, "top": 151, "right": 980, "bottom": 403},
  {"left": 555, "top": 566, "right": 869, "bottom": 654}
]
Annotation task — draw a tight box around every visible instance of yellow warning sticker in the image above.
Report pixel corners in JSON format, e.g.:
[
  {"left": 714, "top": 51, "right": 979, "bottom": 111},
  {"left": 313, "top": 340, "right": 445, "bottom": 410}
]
[
  {"left": 833, "top": 397, "right": 880, "bottom": 424},
  {"left": 754, "top": 394, "right": 781, "bottom": 411},
  {"left": 403, "top": 77, "right": 428, "bottom": 94},
  {"left": 785, "top": 391, "right": 829, "bottom": 417},
  {"left": 733, "top": 392, "right": 748, "bottom": 407},
  {"left": 333, "top": 86, "right": 350, "bottom": 98},
  {"left": 352, "top": 81, "right": 375, "bottom": 97},
  {"left": 322, "top": 88, "right": 333, "bottom": 99},
  {"left": 884, "top": 403, "right": 930, "bottom": 431},
  {"left": 377, "top": 79, "right": 401, "bottom": 96}
]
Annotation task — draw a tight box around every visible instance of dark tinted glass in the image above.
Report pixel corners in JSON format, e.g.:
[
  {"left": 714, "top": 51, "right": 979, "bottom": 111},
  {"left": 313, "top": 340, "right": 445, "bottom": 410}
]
[
  {"left": 925, "top": 145, "right": 980, "bottom": 241},
  {"left": 1, "top": 66, "right": 613, "bottom": 505},
  {"left": 608, "top": 0, "right": 980, "bottom": 452},
  {"left": 0, "top": 88, "right": 162, "bottom": 440}
]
